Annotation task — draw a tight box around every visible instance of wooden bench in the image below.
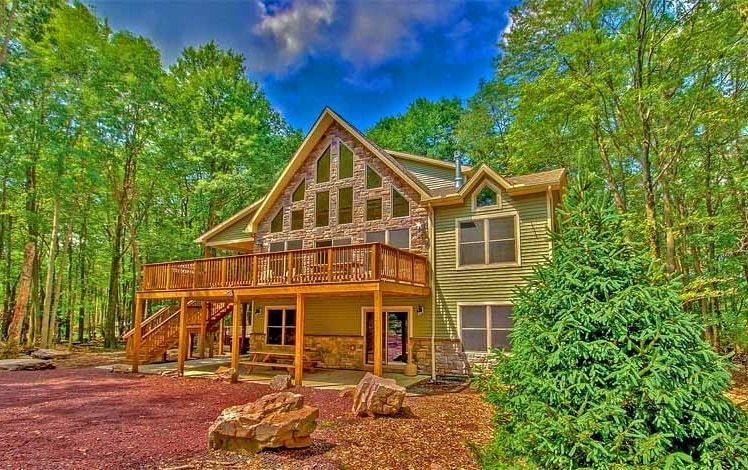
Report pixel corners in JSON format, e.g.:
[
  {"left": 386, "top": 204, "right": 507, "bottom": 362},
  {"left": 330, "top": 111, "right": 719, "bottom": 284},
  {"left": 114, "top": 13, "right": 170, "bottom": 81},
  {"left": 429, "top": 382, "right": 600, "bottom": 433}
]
[{"left": 240, "top": 351, "right": 316, "bottom": 373}]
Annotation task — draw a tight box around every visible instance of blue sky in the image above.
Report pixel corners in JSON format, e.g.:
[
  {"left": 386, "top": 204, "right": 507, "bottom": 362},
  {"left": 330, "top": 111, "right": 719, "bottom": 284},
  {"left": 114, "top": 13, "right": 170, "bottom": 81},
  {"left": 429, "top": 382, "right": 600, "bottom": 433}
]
[{"left": 88, "top": 1, "right": 515, "bottom": 132}]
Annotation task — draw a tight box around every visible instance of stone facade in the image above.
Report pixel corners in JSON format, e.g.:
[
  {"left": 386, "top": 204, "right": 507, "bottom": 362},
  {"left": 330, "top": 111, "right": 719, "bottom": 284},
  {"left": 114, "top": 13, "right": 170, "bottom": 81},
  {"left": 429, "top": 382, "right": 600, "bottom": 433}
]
[
  {"left": 304, "top": 335, "right": 364, "bottom": 370},
  {"left": 411, "top": 338, "right": 471, "bottom": 377},
  {"left": 254, "top": 123, "right": 429, "bottom": 255}
]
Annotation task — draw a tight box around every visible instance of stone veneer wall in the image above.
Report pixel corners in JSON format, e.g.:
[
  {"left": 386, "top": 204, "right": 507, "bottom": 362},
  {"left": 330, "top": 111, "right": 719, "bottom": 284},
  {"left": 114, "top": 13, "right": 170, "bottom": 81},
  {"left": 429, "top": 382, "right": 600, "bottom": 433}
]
[
  {"left": 249, "top": 333, "right": 476, "bottom": 378},
  {"left": 411, "top": 338, "right": 472, "bottom": 377},
  {"left": 253, "top": 122, "right": 429, "bottom": 254}
]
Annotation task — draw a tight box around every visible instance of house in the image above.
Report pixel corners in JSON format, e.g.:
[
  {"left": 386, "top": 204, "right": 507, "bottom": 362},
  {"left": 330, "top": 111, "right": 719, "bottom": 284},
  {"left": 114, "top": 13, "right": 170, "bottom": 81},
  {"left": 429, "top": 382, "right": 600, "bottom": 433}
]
[{"left": 126, "top": 108, "right": 565, "bottom": 385}]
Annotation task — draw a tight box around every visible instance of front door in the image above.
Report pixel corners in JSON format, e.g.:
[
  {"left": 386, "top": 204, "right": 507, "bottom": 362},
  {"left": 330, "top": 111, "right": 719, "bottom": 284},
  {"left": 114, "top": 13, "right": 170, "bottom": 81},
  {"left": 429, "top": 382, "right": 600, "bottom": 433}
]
[{"left": 365, "top": 311, "right": 408, "bottom": 365}]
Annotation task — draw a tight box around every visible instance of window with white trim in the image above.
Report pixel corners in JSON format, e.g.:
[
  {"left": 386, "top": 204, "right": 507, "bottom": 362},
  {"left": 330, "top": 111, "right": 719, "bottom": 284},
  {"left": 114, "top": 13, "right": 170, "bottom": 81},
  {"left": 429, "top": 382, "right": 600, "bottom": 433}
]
[
  {"left": 460, "top": 305, "right": 512, "bottom": 352},
  {"left": 458, "top": 216, "right": 517, "bottom": 266},
  {"left": 266, "top": 308, "right": 296, "bottom": 345},
  {"left": 476, "top": 186, "right": 498, "bottom": 208}
]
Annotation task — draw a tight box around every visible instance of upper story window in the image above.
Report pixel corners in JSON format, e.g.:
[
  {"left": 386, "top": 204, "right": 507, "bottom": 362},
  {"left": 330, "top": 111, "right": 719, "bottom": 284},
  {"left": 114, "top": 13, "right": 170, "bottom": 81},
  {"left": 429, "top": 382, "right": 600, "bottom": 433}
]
[
  {"left": 392, "top": 188, "right": 409, "bottom": 218},
  {"left": 366, "top": 198, "right": 382, "bottom": 221},
  {"left": 476, "top": 186, "right": 498, "bottom": 208},
  {"left": 339, "top": 144, "right": 353, "bottom": 179},
  {"left": 366, "top": 165, "right": 382, "bottom": 189},
  {"left": 291, "top": 209, "right": 304, "bottom": 230},
  {"left": 338, "top": 187, "right": 353, "bottom": 224},
  {"left": 269, "top": 240, "right": 302, "bottom": 252},
  {"left": 458, "top": 216, "right": 517, "bottom": 267},
  {"left": 271, "top": 209, "right": 283, "bottom": 233},
  {"left": 292, "top": 179, "right": 305, "bottom": 202},
  {"left": 365, "top": 229, "right": 409, "bottom": 249},
  {"left": 316, "top": 146, "right": 331, "bottom": 183},
  {"left": 316, "top": 191, "right": 329, "bottom": 227}
]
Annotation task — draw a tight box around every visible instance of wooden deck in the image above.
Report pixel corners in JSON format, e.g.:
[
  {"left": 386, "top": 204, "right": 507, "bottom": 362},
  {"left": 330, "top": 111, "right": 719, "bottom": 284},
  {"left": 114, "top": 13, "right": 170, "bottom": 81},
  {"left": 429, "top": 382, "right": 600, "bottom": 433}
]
[{"left": 139, "top": 243, "right": 429, "bottom": 297}]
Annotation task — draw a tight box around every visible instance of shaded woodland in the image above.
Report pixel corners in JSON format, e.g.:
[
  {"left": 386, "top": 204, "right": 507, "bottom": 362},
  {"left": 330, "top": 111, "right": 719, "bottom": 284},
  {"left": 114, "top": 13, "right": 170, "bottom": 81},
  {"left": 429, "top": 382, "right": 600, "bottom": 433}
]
[{"left": 1, "top": 0, "right": 748, "bottom": 357}]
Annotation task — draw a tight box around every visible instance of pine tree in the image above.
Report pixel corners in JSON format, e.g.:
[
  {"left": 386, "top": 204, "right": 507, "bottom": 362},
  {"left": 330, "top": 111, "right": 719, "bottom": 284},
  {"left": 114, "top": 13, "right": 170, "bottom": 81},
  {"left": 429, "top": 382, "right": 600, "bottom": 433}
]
[{"left": 479, "top": 177, "right": 748, "bottom": 469}]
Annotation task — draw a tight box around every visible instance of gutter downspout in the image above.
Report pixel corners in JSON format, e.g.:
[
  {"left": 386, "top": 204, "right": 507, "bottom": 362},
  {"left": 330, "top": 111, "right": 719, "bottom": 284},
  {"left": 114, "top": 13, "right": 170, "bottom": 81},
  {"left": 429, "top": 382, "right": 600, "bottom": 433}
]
[{"left": 428, "top": 203, "right": 437, "bottom": 382}]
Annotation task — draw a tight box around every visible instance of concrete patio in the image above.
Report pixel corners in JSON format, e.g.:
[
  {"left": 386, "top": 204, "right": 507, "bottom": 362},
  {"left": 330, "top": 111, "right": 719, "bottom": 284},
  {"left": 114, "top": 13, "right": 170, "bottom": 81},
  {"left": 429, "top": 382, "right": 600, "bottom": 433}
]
[{"left": 114, "top": 355, "right": 429, "bottom": 390}]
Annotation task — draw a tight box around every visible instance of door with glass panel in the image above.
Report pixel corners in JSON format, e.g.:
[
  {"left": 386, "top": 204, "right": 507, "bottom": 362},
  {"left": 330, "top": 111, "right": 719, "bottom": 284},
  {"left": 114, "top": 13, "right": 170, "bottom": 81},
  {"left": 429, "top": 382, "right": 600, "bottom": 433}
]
[{"left": 365, "top": 311, "right": 408, "bottom": 364}]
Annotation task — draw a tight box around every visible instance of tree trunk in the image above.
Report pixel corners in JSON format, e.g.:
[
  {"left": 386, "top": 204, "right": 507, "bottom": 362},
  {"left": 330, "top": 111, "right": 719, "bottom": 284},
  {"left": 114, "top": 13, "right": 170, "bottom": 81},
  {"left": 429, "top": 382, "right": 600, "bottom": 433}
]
[
  {"left": 103, "top": 214, "right": 124, "bottom": 348},
  {"left": 40, "top": 195, "right": 61, "bottom": 347},
  {"left": 8, "top": 242, "right": 35, "bottom": 347}
]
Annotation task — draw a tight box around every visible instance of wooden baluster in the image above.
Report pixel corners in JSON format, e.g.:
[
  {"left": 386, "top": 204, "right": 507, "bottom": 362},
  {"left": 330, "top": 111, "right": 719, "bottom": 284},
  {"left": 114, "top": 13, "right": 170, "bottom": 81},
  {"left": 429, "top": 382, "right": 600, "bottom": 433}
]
[
  {"left": 221, "top": 258, "right": 227, "bottom": 287},
  {"left": 395, "top": 251, "right": 400, "bottom": 282},
  {"left": 165, "top": 265, "right": 171, "bottom": 290},
  {"left": 371, "top": 243, "right": 380, "bottom": 281},
  {"left": 287, "top": 252, "right": 293, "bottom": 284},
  {"left": 251, "top": 255, "right": 258, "bottom": 286},
  {"left": 327, "top": 248, "right": 333, "bottom": 282}
]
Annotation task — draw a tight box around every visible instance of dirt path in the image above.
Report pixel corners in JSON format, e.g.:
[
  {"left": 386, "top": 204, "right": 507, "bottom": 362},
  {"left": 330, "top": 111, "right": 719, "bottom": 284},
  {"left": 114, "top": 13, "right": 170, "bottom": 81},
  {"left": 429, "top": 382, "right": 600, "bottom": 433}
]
[{"left": 0, "top": 368, "right": 492, "bottom": 469}]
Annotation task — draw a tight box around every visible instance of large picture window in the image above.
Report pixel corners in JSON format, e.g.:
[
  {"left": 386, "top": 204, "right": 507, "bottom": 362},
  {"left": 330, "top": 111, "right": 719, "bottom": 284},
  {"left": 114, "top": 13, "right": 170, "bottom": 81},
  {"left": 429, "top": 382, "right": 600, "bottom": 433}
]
[
  {"left": 270, "top": 210, "right": 283, "bottom": 233},
  {"left": 365, "top": 229, "right": 410, "bottom": 249},
  {"left": 338, "top": 187, "right": 353, "bottom": 224},
  {"left": 391, "top": 188, "right": 409, "bottom": 218},
  {"left": 266, "top": 308, "right": 296, "bottom": 345},
  {"left": 316, "top": 147, "right": 331, "bottom": 183},
  {"left": 339, "top": 144, "right": 353, "bottom": 179},
  {"left": 458, "top": 216, "right": 517, "bottom": 266},
  {"left": 316, "top": 191, "right": 329, "bottom": 227},
  {"left": 460, "top": 305, "right": 512, "bottom": 352}
]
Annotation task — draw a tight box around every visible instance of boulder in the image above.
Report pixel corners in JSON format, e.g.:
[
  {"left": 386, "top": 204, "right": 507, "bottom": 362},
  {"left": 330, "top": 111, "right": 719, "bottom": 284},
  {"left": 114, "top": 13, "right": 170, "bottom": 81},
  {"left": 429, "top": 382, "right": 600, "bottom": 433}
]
[
  {"left": 213, "top": 366, "right": 236, "bottom": 382},
  {"left": 338, "top": 386, "right": 356, "bottom": 398},
  {"left": 352, "top": 372, "right": 406, "bottom": 416},
  {"left": 0, "top": 358, "right": 55, "bottom": 371},
  {"left": 269, "top": 374, "right": 293, "bottom": 391},
  {"left": 30, "top": 349, "right": 70, "bottom": 360},
  {"left": 110, "top": 364, "right": 131, "bottom": 374},
  {"left": 208, "top": 392, "right": 318, "bottom": 454}
]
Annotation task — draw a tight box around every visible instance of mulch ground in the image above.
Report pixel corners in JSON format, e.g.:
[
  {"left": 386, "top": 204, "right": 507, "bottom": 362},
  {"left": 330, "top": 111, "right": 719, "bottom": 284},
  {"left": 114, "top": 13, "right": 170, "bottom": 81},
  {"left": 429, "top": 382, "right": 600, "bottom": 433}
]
[{"left": 0, "top": 367, "right": 492, "bottom": 470}]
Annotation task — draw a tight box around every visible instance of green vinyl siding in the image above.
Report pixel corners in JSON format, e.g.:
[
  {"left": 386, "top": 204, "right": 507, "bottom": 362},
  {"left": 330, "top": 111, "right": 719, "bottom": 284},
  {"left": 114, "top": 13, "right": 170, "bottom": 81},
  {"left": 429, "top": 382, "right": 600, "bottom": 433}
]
[
  {"left": 394, "top": 158, "right": 456, "bottom": 191},
  {"left": 251, "top": 295, "right": 431, "bottom": 337},
  {"left": 205, "top": 212, "right": 255, "bottom": 245},
  {"left": 433, "top": 189, "right": 550, "bottom": 340}
]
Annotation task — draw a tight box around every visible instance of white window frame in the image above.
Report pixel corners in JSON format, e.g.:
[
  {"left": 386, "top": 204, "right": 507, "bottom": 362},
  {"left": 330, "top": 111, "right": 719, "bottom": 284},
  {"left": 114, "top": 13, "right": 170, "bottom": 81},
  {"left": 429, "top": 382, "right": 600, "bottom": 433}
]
[
  {"left": 455, "top": 214, "right": 520, "bottom": 269},
  {"left": 264, "top": 305, "right": 296, "bottom": 347},
  {"left": 457, "top": 303, "right": 512, "bottom": 352}
]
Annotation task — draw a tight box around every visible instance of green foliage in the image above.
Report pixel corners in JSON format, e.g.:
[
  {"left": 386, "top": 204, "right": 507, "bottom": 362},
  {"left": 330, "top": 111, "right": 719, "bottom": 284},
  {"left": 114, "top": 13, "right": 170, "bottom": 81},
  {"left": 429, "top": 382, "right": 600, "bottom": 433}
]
[
  {"left": 478, "top": 176, "right": 748, "bottom": 469},
  {"left": 367, "top": 97, "right": 463, "bottom": 160}
]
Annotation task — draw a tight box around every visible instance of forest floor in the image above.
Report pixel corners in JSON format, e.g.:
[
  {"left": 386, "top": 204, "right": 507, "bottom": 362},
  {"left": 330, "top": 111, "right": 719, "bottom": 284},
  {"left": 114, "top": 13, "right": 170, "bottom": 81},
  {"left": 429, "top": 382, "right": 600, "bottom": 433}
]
[{"left": 0, "top": 356, "right": 491, "bottom": 470}]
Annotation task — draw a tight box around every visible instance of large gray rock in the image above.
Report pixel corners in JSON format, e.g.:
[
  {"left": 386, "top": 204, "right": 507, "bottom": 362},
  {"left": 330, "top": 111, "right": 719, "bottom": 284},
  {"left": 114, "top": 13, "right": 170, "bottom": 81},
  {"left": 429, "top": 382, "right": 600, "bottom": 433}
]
[
  {"left": 0, "top": 358, "right": 55, "bottom": 371},
  {"left": 269, "top": 374, "right": 293, "bottom": 391},
  {"left": 208, "top": 392, "right": 318, "bottom": 454},
  {"left": 30, "top": 349, "right": 70, "bottom": 360},
  {"left": 352, "top": 372, "right": 406, "bottom": 416}
]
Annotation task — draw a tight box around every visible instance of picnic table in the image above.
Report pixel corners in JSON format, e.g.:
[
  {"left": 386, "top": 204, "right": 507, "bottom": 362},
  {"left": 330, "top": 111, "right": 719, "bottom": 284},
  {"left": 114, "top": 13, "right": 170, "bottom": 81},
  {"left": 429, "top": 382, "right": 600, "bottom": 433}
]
[{"left": 240, "top": 350, "right": 316, "bottom": 373}]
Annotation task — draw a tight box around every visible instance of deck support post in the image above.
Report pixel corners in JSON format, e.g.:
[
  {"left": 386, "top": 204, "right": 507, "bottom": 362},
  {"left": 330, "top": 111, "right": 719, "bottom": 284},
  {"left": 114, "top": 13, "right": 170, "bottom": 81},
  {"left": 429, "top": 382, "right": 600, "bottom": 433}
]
[
  {"left": 198, "top": 302, "right": 207, "bottom": 358},
  {"left": 218, "top": 318, "right": 225, "bottom": 355},
  {"left": 373, "top": 289, "right": 383, "bottom": 377},
  {"left": 177, "top": 297, "right": 188, "bottom": 376},
  {"left": 294, "top": 293, "right": 306, "bottom": 387},
  {"left": 132, "top": 296, "right": 144, "bottom": 373},
  {"left": 230, "top": 297, "right": 241, "bottom": 383},
  {"left": 208, "top": 330, "right": 214, "bottom": 358}
]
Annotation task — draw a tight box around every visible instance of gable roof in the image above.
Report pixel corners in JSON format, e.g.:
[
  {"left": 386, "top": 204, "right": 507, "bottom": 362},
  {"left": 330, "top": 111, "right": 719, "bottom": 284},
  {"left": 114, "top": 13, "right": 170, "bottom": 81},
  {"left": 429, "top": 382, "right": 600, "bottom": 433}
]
[
  {"left": 423, "top": 164, "right": 566, "bottom": 206},
  {"left": 244, "top": 107, "right": 431, "bottom": 233},
  {"left": 194, "top": 197, "right": 264, "bottom": 250}
]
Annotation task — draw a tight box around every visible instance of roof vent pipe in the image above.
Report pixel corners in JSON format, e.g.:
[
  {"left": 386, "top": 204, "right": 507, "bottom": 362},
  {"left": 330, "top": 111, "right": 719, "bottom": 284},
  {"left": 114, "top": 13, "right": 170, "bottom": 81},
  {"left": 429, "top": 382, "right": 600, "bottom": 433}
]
[{"left": 454, "top": 151, "right": 464, "bottom": 189}]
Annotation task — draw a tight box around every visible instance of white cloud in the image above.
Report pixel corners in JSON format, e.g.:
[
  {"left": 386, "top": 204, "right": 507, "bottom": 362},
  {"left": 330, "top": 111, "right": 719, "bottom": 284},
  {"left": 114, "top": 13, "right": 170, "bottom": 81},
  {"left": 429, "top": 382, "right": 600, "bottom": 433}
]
[
  {"left": 251, "top": 0, "right": 335, "bottom": 75},
  {"left": 249, "top": 0, "right": 461, "bottom": 77}
]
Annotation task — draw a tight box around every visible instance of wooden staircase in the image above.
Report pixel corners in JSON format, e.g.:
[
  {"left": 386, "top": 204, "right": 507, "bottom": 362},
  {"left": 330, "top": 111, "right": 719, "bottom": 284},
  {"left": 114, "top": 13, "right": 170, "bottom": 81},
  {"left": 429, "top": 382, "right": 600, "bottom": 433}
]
[{"left": 124, "top": 301, "right": 233, "bottom": 364}]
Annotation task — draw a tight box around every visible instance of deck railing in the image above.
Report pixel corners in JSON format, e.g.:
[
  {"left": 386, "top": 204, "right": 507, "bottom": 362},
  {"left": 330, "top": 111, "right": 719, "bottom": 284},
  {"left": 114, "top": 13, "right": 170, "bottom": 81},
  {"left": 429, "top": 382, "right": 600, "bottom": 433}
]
[{"left": 141, "top": 243, "right": 429, "bottom": 292}]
